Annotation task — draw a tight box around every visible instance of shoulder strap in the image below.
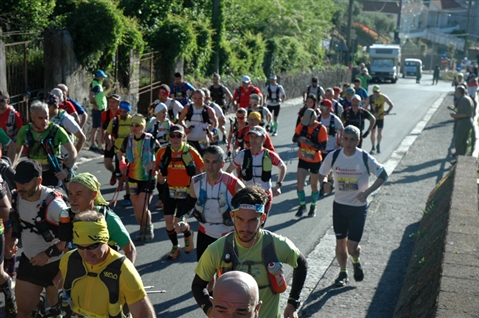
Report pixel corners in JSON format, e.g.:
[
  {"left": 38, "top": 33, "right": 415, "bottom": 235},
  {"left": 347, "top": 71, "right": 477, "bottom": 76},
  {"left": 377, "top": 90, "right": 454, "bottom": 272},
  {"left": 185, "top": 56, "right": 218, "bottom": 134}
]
[
  {"left": 99, "top": 255, "right": 126, "bottom": 305},
  {"left": 63, "top": 250, "right": 88, "bottom": 293},
  {"left": 362, "top": 151, "right": 370, "bottom": 176},
  {"left": 331, "top": 148, "right": 341, "bottom": 168},
  {"left": 112, "top": 116, "right": 119, "bottom": 138}
]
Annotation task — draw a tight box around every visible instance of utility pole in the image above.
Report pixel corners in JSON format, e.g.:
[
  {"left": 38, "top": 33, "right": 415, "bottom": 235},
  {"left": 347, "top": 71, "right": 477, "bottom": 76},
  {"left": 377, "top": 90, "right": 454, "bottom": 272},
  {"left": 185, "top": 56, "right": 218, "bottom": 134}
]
[
  {"left": 346, "top": 0, "right": 354, "bottom": 66},
  {"left": 396, "top": 0, "right": 403, "bottom": 44},
  {"left": 465, "top": 0, "right": 473, "bottom": 58},
  {"left": 212, "top": 0, "right": 221, "bottom": 72}
]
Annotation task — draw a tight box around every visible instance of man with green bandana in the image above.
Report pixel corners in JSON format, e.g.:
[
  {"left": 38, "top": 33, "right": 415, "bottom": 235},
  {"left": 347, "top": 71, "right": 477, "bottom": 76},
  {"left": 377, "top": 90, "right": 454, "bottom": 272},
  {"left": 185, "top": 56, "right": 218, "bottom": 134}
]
[
  {"left": 59, "top": 211, "right": 154, "bottom": 317},
  {"left": 66, "top": 172, "right": 137, "bottom": 263}
]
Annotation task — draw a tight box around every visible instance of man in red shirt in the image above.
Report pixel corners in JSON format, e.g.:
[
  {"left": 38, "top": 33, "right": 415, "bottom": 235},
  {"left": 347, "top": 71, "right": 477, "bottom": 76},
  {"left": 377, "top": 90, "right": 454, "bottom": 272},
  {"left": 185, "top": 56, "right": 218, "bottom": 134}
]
[
  {"left": 0, "top": 90, "right": 23, "bottom": 142},
  {"left": 233, "top": 76, "right": 261, "bottom": 111}
]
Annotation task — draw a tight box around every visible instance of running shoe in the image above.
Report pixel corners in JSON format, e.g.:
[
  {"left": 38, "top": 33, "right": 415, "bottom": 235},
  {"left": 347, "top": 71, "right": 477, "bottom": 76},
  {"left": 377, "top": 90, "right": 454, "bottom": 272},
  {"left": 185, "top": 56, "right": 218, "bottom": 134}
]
[
  {"left": 167, "top": 245, "right": 181, "bottom": 260},
  {"left": 295, "top": 205, "right": 306, "bottom": 217},
  {"left": 122, "top": 196, "right": 132, "bottom": 207},
  {"left": 272, "top": 131, "right": 278, "bottom": 136},
  {"left": 109, "top": 173, "right": 117, "bottom": 186},
  {"left": 353, "top": 261, "right": 364, "bottom": 282},
  {"left": 135, "top": 227, "right": 145, "bottom": 241},
  {"left": 145, "top": 224, "right": 155, "bottom": 241},
  {"left": 308, "top": 205, "right": 317, "bottom": 217},
  {"left": 370, "top": 146, "right": 375, "bottom": 154},
  {"left": 3, "top": 277, "right": 17, "bottom": 318},
  {"left": 335, "top": 271, "right": 348, "bottom": 287},
  {"left": 376, "top": 145, "right": 381, "bottom": 153},
  {"left": 89, "top": 145, "right": 98, "bottom": 152},
  {"left": 184, "top": 231, "right": 195, "bottom": 254}
]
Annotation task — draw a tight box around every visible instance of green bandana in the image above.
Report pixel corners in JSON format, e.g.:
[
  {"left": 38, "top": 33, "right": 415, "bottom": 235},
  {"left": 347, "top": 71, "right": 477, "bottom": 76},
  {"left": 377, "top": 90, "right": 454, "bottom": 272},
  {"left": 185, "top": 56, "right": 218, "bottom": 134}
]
[{"left": 70, "top": 173, "right": 109, "bottom": 206}]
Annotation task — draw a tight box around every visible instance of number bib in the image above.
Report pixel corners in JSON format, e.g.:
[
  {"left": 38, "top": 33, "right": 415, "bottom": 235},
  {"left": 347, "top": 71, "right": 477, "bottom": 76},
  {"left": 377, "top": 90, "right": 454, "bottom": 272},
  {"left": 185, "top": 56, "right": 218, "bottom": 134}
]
[
  {"left": 169, "top": 186, "right": 188, "bottom": 199},
  {"left": 199, "top": 138, "right": 210, "bottom": 149},
  {"left": 300, "top": 148, "right": 315, "bottom": 161},
  {"left": 337, "top": 177, "right": 359, "bottom": 191}
]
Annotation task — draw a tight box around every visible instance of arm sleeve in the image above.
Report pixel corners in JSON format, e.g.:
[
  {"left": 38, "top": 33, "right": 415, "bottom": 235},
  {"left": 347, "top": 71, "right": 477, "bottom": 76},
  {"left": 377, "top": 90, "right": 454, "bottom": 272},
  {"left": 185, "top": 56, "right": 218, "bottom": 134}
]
[
  {"left": 191, "top": 274, "right": 212, "bottom": 314},
  {"left": 289, "top": 252, "right": 308, "bottom": 300},
  {"left": 120, "top": 137, "right": 129, "bottom": 154}
]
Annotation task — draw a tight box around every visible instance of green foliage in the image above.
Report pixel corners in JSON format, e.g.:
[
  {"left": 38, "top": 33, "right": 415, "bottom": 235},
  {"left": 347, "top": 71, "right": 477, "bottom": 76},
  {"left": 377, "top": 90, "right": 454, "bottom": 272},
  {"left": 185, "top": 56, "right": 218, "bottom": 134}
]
[
  {"left": 66, "top": 0, "right": 124, "bottom": 69},
  {"left": 266, "top": 36, "right": 313, "bottom": 75},
  {"left": 0, "top": 0, "right": 55, "bottom": 36},
  {"left": 358, "top": 12, "right": 396, "bottom": 36},
  {"left": 118, "top": 0, "right": 182, "bottom": 30},
  {"left": 186, "top": 20, "right": 214, "bottom": 78},
  {"left": 117, "top": 16, "right": 145, "bottom": 86}
]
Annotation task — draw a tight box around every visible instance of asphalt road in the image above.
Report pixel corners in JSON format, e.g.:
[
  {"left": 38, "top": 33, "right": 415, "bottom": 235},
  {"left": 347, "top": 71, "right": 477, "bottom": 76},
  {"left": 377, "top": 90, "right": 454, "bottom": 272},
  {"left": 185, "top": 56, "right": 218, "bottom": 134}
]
[{"left": 2, "top": 74, "right": 454, "bottom": 316}]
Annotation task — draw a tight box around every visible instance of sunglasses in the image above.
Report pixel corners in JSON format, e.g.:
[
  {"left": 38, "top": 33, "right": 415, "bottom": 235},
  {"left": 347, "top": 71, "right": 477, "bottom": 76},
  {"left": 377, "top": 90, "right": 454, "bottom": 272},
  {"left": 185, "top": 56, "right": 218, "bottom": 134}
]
[
  {"left": 76, "top": 242, "right": 101, "bottom": 251},
  {"left": 251, "top": 103, "right": 259, "bottom": 106},
  {"left": 320, "top": 107, "right": 329, "bottom": 110},
  {"left": 170, "top": 133, "right": 183, "bottom": 139},
  {"left": 130, "top": 124, "right": 142, "bottom": 127}
]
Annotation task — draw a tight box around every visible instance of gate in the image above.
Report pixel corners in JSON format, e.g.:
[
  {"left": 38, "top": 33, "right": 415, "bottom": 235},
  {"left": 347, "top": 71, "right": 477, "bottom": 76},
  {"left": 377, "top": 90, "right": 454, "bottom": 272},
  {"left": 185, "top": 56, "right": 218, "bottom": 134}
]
[
  {"left": 5, "top": 38, "right": 45, "bottom": 123},
  {"left": 137, "top": 51, "right": 162, "bottom": 115}
]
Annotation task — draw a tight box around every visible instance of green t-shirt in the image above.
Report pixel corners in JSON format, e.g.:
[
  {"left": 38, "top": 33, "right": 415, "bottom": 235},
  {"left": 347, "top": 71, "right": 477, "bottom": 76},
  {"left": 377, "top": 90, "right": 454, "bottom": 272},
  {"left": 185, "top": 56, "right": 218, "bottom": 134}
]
[
  {"left": 195, "top": 230, "right": 301, "bottom": 318},
  {"left": 356, "top": 74, "right": 372, "bottom": 90},
  {"left": 96, "top": 206, "right": 131, "bottom": 248},
  {"left": 91, "top": 79, "right": 107, "bottom": 111},
  {"left": 0, "top": 128, "right": 11, "bottom": 148},
  {"left": 16, "top": 123, "right": 71, "bottom": 164}
]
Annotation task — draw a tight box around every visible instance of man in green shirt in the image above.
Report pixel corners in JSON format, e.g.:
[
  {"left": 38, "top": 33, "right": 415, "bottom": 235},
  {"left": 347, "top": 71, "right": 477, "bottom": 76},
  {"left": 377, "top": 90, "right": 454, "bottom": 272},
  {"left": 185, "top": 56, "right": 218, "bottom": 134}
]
[
  {"left": 89, "top": 69, "right": 108, "bottom": 152},
  {"left": 355, "top": 68, "right": 372, "bottom": 91},
  {"left": 13, "top": 101, "right": 76, "bottom": 187}
]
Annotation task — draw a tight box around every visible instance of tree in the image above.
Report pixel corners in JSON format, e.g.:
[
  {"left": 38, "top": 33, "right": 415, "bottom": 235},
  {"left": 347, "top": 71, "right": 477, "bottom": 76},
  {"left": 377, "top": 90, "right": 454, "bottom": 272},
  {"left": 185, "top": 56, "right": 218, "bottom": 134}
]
[{"left": 0, "top": 0, "right": 55, "bottom": 37}]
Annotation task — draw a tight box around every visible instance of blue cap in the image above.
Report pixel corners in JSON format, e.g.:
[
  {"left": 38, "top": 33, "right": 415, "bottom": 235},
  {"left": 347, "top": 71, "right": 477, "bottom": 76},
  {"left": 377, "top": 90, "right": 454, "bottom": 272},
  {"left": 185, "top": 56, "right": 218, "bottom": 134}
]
[
  {"left": 94, "top": 70, "right": 108, "bottom": 78},
  {"left": 119, "top": 101, "right": 131, "bottom": 112}
]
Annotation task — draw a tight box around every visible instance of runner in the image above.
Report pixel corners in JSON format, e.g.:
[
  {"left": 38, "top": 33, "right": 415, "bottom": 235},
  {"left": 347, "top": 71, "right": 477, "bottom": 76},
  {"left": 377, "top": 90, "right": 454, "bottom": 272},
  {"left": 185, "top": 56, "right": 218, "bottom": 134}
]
[
  {"left": 227, "top": 108, "right": 248, "bottom": 159},
  {"left": 203, "top": 87, "right": 227, "bottom": 144},
  {"left": 209, "top": 73, "right": 233, "bottom": 114},
  {"left": 154, "top": 125, "right": 204, "bottom": 260},
  {"left": 339, "top": 87, "right": 355, "bottom": 111},
  {"left": 101, "top": 94, "right": 121, "bottom": 185},
  {"left": 341, "top": 94, "right": 376, "bottom": 148},
  {"left": 353, "top": 78, "right": 368, "bottom": 101},
  {"left": 292, "top": 108, "right": 328, "bottom": 218},
  {"left": 363, "top": 85, "right": 394, "bottom": 154},
  {"left": 154, "top": 84, "right": 184, "bottom": 124},
  {"left": 302, "top": 77, "right": 324, "bottom": 102},
  {"left": 171, "top": 72, "right": 195, "bottom": 106},
  {"left": 233, "top": 76, "right": 262, "bottom": 111},
  {"left": 264, "top": 75, "right": 286, "bottom": 136},
  {"left": 297, "top": 94, "right": 320, "bottom": 126},
  {"left": 319, "top": 125, "right": 388, "bottom": 287},
  {"left": 240, "top": 112, "right": 275, "bottom": 152},
  {"left": 324, "top": 88, "right": 344, "bottom": 118},
  {"left": 246, "top": 94, "right": 272, "bottom": 129}
]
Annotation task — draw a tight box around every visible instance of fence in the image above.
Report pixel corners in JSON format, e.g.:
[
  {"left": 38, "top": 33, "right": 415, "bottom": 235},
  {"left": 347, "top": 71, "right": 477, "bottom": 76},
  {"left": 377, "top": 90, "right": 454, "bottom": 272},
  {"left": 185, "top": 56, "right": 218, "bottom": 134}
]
[
  {"left": 137, "top": 51, "right": 162, "bottom": 115},
  {"left": 5, "top": 38, "right": 45, "bottom": 122}
]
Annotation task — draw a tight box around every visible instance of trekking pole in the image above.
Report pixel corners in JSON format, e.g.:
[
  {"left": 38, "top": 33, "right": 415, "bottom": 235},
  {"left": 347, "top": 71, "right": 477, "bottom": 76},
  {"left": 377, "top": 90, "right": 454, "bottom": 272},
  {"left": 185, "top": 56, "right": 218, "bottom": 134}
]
[
  {"left": 288, "top": 143, "right": 296, "bottom": 165},
  {"left": 140, "top": 169, "right": 153, "bottom": 231},
  {"left": 110, "top": 182, "right": 122, "bottom": 207},
  {"left": 40, "top": 140, "right": 68, "bottom": 190}
]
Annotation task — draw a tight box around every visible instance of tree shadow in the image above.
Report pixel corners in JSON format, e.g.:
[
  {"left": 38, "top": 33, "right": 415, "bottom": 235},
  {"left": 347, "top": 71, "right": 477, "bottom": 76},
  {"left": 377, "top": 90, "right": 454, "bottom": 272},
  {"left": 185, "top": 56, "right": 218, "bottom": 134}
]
[
  {"left": 300, "top": 285, "right": 356, "bottom": 317},
  {"left": 152, "top": 291, "right": 200, "bottom": 318}
]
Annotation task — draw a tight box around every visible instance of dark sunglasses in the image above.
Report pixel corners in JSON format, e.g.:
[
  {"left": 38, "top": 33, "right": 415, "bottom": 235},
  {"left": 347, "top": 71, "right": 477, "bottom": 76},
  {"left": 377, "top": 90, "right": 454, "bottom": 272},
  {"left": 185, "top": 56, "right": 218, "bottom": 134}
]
[
  {"left": 251, "top": 103, "right": 259, "bottom": 106},
  {"left": 130, "top": 124, "right": 142, "bottom": 127},
  {"left": 170, "top": 133, "right": 183, "bottom": 139},
  {"left": 76, "top": 242, "right": 101, "bottom": 251}
]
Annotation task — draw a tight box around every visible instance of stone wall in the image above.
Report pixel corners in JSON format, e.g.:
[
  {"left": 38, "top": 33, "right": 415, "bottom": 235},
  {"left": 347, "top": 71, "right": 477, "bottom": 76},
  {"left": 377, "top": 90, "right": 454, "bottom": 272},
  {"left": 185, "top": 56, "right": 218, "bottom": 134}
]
[{"left": 0, "top": 41, "right": 6, "bottom": 93}]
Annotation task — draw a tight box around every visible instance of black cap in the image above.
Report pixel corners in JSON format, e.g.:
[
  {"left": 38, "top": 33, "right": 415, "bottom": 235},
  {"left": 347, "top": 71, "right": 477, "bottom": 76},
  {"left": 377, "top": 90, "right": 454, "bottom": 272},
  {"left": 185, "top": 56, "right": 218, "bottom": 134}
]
[
  {"left": 13, "top": 159, "right": 42, "bottom": 184},
  {"left": 169, "top": 125, "right": 185, "bottom": 135}
]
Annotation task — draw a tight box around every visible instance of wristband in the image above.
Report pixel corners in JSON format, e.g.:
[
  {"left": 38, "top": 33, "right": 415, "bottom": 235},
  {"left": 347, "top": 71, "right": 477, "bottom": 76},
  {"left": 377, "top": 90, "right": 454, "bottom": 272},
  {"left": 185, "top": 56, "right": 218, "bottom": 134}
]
[
  {"left": 287, "top": 298, "right": 300, "bottom": 309},
  {"left": 45, "top": 244, "right": 63, "bottom": 258},
  {"left": 276, "top": 182, "right": 283, "bottom": 187}
]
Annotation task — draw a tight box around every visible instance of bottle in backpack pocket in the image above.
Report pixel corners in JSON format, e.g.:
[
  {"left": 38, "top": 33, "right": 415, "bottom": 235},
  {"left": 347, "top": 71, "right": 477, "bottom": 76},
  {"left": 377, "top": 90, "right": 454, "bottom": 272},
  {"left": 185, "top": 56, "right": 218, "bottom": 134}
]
[
  {"left": 35, "top": 217, "right": 54, "bottom": 242},
  {"left": 267, "top": 262, "right": 287, "bottom": 293},
  {"left": 218, "top": 253, "right": 233, "bottom": 277},
  {"left": 58, "top": 210, "right": 73, "bottom": 242}
]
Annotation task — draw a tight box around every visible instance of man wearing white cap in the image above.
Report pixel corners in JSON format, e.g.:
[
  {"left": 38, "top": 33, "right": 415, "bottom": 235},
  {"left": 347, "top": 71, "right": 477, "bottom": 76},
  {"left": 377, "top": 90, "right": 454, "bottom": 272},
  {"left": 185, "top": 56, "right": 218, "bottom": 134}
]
[
  {"left": 226, "top": 125, "right": 286, "bottom": 221},
  {"left": 49, "top": 88, "right": 80, "bottom": 125},
  {"left": 264, "top": 75, "right": 286, "bottom": 136},
  {"left": 341, "top": 94, "right": 375, "bottom": 148},
  {"left": 233, "top": 75, "right": 262, "bottom": 111}
]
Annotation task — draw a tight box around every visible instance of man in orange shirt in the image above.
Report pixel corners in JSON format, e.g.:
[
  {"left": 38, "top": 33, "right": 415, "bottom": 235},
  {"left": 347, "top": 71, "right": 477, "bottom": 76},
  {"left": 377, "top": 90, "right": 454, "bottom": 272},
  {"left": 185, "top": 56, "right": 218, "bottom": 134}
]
[
  {"left": 292, "top": 108, "right": 328, "bottom": 217},
  {"left": 155, "top": 125, "right": 204, "bottom": 260}
]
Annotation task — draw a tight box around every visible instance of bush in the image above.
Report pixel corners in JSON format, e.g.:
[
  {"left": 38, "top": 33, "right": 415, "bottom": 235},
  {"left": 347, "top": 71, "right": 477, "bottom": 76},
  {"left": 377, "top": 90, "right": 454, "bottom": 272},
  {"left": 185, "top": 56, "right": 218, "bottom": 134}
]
[
  {"left": 185, "top": 19, "right": 214, "bottom": 78},
  {"left": 66, "top": 0, "right": 124, "bottom": 69},
  {"left": 117, "top": 16, "right": 145, "bottom": 86},
  {"left": 265, "top": 36, "right": 312, "bottom": 76}
]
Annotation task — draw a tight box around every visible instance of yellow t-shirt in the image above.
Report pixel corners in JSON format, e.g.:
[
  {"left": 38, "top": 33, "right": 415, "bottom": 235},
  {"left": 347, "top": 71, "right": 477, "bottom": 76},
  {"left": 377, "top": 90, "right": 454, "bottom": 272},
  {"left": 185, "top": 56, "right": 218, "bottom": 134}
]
[
  {"left": 369, "top": 93, "right": 386, "bottom": 120},
  {"left": 194, "top": 231, "right": 300, "bottom": 318},
  {"left": 106, "top": 115, "right": 132, "bottom": 152},
  {"left": 60, "top": 248, "right": 146, "bottom": 318}
]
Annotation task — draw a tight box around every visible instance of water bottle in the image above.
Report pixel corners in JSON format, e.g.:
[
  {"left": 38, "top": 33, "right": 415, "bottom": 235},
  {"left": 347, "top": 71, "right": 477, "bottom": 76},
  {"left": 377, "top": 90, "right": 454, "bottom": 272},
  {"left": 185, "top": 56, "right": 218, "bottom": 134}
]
[
  {"left": 218, "top": 253, "right": 233, "bottom": 277},
  {"left": 60, "top": 210, "right": 70, "bottom": 224},
  {"left": 35, "top": 217, "right": 54, "bottom": 242},
  {"left": 267, "top": 262, "right": 287, "bottom": 293},
  {"left": 58, "top": 210, "right": 73, "bottom": 242}
]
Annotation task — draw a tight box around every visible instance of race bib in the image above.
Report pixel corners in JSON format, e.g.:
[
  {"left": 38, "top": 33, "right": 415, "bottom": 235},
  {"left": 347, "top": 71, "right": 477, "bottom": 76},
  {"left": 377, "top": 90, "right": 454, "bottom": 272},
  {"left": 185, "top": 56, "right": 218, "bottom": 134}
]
[
  {"left": 300, "top": 148, "right": 315, "bottom": 161},
  {"left": 199, "top": 138, "right": 210, "bottom": 149},
  {"left": 337, "top": 177, "right": 359, "bottom": 191},
  {"left": 128, "top": 181, "right": 139, "bottom": 193},
  {"left": 169, "top": 186, "right": 188, "bottom": 199}
]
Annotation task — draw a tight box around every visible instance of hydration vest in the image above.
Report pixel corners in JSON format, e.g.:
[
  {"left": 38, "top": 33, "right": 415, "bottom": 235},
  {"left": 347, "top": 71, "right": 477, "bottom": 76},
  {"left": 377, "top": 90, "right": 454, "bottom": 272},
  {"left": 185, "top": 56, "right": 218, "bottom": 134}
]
[
  {"left": 159, "top": 143, "right": 196, "bottom": 177},
  {"left": 125, "top": 133, "right": 155, "bottom": 169},
  {"left": 111, "top": 116, "right": 120, "bottom": 139},
  {"left": 300, "top": 122, "right": 323, "bottom": 142},
  {"left": 344, "top": 108, "right": 365, "bottom": 131},
  {"left": 50, "top": 109, "right": 73, "bottom": 140},
  {"left": 306, "top": 85, "right": 322, "bottom": 97},
  {"left": 318, "top": 115, "right": 336, "bottom": 136},
  {"left": 219, "top": 230, "right": 280, "bottom": 293},
  {"left": 193, "top": 173, "right": 233, "bottom": 226},
  {"left": 63, "top": 250, "right": 126, "bottom": 318},
  {"left": 330, "top": 148, "right": 370, "bottom": 175},
  {"left": 186, "top": 105, "right": 211, "bottom": 124},
  {"left": 266, "top": 85, "right": 281, "bottom": 104},
  {"left": 25, "top": 123, "right": 60, "bottom": 158},
  {"left": 152, "top": 119, "right": 171, "bottom": 146},
  {"left": 236, "top": 86, "right": 256, "bottom": 103},
  {"left": 209, "top": 84, "right": 226, "bottom": 106},
  {"left": 241, "top": 148, "right": 272, "bottom": 182},
  {"left": 5, "top": 106, "right": 18, "bottom": 138}
]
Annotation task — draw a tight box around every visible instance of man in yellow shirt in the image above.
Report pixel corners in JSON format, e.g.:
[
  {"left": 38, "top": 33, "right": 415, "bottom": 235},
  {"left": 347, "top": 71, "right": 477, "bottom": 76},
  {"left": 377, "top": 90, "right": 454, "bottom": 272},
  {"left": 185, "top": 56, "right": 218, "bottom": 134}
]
[{"left": 59, "top": 210, "right": 155, "bottom": 317}]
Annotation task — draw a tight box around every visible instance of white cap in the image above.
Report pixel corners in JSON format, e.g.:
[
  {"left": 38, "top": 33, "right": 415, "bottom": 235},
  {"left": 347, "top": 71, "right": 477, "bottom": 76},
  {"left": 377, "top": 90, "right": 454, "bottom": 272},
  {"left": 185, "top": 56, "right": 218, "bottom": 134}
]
[
  {"left": 270, "top": 75, "right": 277, "bottom": 80},
  {"left": 351, "top": 94, "right": 361, "bottom": 101},
  {"left": 242, "top": 75, "right": 251, "bottom": 83},
  {"left": 50, "top": 88, "right": 64, "bottom": 103},
  {"left": 154, "top": 103, "right": 168, "bottom": 114}
]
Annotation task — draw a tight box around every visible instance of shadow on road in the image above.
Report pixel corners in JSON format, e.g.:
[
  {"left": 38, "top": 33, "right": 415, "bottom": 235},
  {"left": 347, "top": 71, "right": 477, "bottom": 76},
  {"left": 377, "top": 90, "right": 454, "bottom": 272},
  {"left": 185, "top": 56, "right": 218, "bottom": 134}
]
[{"left": 301, "top": 285, "right": 356, "bottom": 317}]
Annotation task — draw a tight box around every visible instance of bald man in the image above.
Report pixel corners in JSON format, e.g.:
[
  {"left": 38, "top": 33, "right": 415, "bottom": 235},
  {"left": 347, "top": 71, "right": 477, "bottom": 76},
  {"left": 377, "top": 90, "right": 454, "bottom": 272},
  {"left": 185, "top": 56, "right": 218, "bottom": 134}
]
[{"left": 211, "top": 271, "right": 262, "bottom": 318}]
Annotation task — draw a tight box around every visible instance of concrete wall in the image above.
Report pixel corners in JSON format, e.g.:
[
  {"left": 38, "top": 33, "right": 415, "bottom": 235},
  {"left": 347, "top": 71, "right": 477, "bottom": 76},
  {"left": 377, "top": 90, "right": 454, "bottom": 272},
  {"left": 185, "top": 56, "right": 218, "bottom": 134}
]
[
  {"left": 436, "top": 155, "right": 479, "bottom": 317},
  {"left": 0, "top": 41, "right": 6, "bottom": 93}
]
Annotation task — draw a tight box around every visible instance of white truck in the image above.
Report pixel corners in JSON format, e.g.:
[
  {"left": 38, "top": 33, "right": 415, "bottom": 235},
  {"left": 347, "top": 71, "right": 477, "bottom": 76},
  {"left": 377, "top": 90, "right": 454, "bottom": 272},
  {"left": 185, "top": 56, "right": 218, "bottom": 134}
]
[{"left": 368, "top": 44, "right": 401, "bottom": 83}]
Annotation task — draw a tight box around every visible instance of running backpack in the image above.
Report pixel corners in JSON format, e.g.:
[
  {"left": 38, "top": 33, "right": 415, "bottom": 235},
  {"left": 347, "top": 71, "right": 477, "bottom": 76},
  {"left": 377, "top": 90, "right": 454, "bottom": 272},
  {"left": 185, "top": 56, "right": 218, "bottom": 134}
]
[
  {"left": 185, "top": 105, "right": 211, "bottom": 124},
  {"left": 318, "top": 115, "right": 336, "bottom": 136},
  {"left": 159, "top": 144, "right": 196, "bottom": 177},
  {"left": 25, "top": 123, "right": 60, "bottom": 157},
  {"left": 330, "top": 149, "right": 370, "bottom": 176},
  {"left": 266, "top": 85, "right": 281, "bottom": 103},
  {"left": 241, "top": 148, "right": 272, "bottom": 182}
]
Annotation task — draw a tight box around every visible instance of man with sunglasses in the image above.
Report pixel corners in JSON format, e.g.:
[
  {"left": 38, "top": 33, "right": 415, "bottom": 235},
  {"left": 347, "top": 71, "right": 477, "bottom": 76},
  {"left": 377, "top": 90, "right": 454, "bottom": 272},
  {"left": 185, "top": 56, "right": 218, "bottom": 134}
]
[
  {"left": 155, "top": 125, "right": 204, "bottom": 260},
  {"left": 10, "top": 159, "right": 69, "bottom": 317},
  {"left": 59, "top": 210, "right": 155, "bottom": 317},
  {"left": 246, "top": 94, "right": 272, "bottom": 129},
  {"left": 0, "top": 90, "right": 24, "bottom": 143},
  {"left": 362, "top": 85, "right": 394, "bottom": 154},
  {"left": 227, "top": 108, "right": 248, "bottom": 159}
]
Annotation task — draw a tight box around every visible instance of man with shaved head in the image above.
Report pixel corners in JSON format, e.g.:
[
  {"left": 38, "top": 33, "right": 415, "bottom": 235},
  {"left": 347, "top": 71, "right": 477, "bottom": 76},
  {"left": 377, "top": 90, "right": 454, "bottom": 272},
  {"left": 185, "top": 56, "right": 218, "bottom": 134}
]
[{"left": 211, "top": 271, "right": 262, "bottom": 318}]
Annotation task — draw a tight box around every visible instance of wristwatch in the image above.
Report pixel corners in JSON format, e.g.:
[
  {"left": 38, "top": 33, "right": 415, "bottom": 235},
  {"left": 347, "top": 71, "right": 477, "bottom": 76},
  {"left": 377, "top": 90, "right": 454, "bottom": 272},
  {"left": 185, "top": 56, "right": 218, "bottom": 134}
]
[
  {"left": 287, "top": 298, "right": 300, "bottom": 309},
  {"left": 276, "top": 182, "right": 282, "bottom": 187}
]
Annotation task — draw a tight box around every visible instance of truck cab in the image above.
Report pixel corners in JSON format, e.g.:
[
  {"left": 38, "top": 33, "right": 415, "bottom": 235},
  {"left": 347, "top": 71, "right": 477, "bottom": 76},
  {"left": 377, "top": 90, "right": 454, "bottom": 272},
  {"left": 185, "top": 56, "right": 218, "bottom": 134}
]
[
  {"left": 368, "top": 44, "right": 401, "bottom": 84},
  {"left": 403, "top": 58, "right": 422, "bottom": 78}
]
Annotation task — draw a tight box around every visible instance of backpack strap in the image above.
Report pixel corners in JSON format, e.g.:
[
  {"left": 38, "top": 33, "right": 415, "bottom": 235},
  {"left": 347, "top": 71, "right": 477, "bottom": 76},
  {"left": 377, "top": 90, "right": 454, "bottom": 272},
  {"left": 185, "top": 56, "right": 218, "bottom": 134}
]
[
  {"left": 331, "top": 149, "right": 370, "bottom": 175},
  {"left": 63, "top": 250, "right": 88, "bottom": 294},
  {"left": 99, "top": 255, "right": 126, "bottom": 318},
  {"left": 261, "top": 230, "right": 280, "bottom": 294}
]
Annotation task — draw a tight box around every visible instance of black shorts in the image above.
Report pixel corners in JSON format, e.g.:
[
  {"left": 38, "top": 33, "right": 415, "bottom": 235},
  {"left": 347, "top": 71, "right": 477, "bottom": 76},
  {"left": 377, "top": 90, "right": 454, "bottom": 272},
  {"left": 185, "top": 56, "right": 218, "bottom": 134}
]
[
  {"left": 332, "top": 201, "right": 367, "bottom": 242},
  {"left": 187, "top": 140, "right": 206, "bottom": 157},
  {"left": 373, "top": 119, "right": 384, "bottom": 129},
  {"left": 104, "top": 145, "right": 115, "bottom": 158},
  {"left": 128, "top": 178, "right": 155, "bottom": 195},
  {"left": 0, "top": 234, "right": 5, "bottom": 262},
  {"left": 41, "top": 168, "right": 61, "bottom": 187},
  {"left": 17, "top": 253, "right": 60, "bottom": 287},
  {"left": 162, "top": 185, "right": 188, "bottom": 217},
  {"left": 298, "top": 159, "right": 321, "bottom": 174},
  {"left": 196, "top": 230, "right": 218, "bottom": 262},
  {"left": 92, "top": 109, "right": 103, "bottom": 128},
  {"left": 267, "top": 105, "right": 281, "bottom": 117}
]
